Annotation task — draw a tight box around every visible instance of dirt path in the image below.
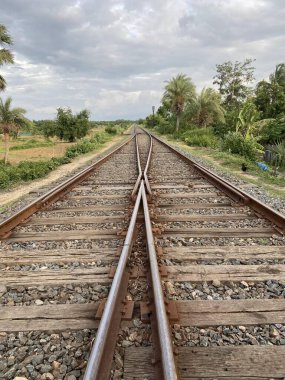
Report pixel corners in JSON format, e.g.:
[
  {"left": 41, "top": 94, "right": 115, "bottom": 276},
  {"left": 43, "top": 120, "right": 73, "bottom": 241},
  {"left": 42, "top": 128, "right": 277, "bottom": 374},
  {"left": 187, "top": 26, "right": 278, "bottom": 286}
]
[{"left": 0, "top": 134, "right": 126, "bottom": 207}]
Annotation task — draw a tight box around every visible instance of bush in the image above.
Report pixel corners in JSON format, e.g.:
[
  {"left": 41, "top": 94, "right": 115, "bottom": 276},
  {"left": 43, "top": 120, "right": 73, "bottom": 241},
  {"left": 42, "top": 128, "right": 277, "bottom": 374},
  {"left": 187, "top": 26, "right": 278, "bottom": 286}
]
[
  {"left": 0, "top": 130, "right": 114, "bottom": 189},
  {"left": 269, "top": 140, "right": 285, "bottom": 169},
  {"left": 105, "top": 125, "right": 117, "bottom": 135},
  {"left": 221, "top": 132, "right": 263, "bottom": 160},
  {"left": 259, "top": 118, "right": 285, "bottom": 145},
  {"left": 183, "top": 128, "right": 219, "bottom": 148}
]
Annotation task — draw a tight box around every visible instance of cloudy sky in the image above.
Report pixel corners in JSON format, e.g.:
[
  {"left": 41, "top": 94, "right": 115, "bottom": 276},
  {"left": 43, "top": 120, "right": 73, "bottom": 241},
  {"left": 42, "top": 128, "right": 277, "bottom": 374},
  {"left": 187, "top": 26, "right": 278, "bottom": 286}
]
[{"left": 1, "top": 0, "right": 284, "bottom": 120}]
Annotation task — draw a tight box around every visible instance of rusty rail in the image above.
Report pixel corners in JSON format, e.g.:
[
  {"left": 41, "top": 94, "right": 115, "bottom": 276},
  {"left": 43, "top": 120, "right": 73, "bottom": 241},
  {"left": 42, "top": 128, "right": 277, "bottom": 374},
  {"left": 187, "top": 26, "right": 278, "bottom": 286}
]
[
  {"left": 141, "top": 181, "right": 178, "bottom": 380},
  {"left": 84, "top": 182, "right": 143, "bottom": 379},
  {"left": 0, "top": 135, "right": 134, "bottom": 238},
  {"left": 131, "top": 133, "right": 143, "bottom": 199},
  {"left": 142, "top": 129, "right": 153, "bottom": 196}
]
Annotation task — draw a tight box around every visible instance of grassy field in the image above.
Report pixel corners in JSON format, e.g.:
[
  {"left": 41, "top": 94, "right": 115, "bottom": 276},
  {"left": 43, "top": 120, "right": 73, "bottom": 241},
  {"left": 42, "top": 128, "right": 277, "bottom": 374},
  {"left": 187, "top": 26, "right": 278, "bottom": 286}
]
[{"left": 0, "top": 128, "right": 104, "bottom": 165}]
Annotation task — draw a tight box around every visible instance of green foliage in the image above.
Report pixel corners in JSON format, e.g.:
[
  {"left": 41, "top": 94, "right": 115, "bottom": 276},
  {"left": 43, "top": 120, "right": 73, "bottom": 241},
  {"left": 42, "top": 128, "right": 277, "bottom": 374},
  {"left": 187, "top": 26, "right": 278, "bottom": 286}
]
[
  {"left": 34, "top": 120, "right": 57, "bottom": 138},
  {"left": 0, "top": 131, "right": 112, "bottom": 189},
  {"left": 269, "top": 140, "right": 285, "bottom": 169},
  {"left": 0, "top": 159, "right": 63, "bottom": 188},
  {"left": 40, "top": 108, "right": 90, "bottom": 142},
  {"left": 258, "top": 117, "right": 285, "bottom": 144},
  {"left": 221, "top": 131, "right": 262, "bottom": 160},
  {"left": 184, "top": 128, "right": 219, "bottom": 148},
  {"left": 255, "top": 63, "right": 285, "bottom": 119},
  {"left": 213, "top": 58, "right": 255, "bottom": 107},
  {"left": 162, "top": 73, "right": 196, "bottom": 132},
  {"left": 185, "top": 87, "right": 225, "bottom": 128},
  {"left": 10, "top": 139, "right": 54, "bottom": 150},
  {"left": 235, "top": 100, "right": 260, "bottom": 138},
  {"left": 0, "top": 24, "right": 14, "bottom": 91},
  {"left": 0, "top": 96, "right": 31, "bottom": 163},
  {"left": 105, "top": 125, "right": 117, "bottom": 134}
]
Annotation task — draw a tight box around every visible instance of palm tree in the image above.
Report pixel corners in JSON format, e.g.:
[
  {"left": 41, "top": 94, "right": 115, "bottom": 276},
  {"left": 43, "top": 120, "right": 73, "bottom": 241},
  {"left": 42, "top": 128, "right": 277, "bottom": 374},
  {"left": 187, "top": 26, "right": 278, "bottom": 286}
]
[
  {"left": 270, "top": 63, "right": 285, "bottom": 89},
  {"left": 0, "top": 24, "right": 14, "bottom": 91},
  {"left": 191, "top": 87, "right": 225, "bottom": 127},
  {"left": 0, "top": 97, "right": 30, "bottom": 163},
  {"left": 162, "top": 74, "right": 195, "bottom": 132}
]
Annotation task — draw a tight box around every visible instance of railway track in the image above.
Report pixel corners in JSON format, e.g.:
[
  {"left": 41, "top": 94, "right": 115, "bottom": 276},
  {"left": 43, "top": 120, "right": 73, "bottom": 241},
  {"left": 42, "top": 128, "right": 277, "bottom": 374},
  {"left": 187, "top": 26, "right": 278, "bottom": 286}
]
[{"left": 0, "top": 127, "right": 285, "bottom": 379}]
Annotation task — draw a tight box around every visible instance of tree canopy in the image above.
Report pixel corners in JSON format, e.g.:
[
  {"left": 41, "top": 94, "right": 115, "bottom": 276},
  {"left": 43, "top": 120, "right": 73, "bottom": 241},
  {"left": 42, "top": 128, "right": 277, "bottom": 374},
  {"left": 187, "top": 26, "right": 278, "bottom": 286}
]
[
  {"left": 255, "top": 64, "right": 285, "bottom": 119},
  {"left": 213, "top": 58, "right": 255, "bottom": 108},
  {"left": 0, "top": 97, "right": 30, "bottom": 163},
  {"left": 0, "top": 24, "right": 14, "bottom": 91},
  {"left": 43, "top": 107, "right": 91, "bottom": 142},
  {"left": 162, "top": 74, "right": 196, "bottom": 132},
  {"left": 186, "top": 87, "right": 225, "bottom": 128}
]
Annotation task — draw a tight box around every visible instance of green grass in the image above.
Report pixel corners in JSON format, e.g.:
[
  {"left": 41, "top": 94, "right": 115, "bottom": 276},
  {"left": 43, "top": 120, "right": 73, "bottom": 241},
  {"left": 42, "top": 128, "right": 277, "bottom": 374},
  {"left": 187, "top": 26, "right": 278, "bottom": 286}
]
[
  {"left": 0, "top": 131, "right": 117, "bottom": 190},
  {"left": 10, "top": 139, "right": 54, "bottom": 151}
]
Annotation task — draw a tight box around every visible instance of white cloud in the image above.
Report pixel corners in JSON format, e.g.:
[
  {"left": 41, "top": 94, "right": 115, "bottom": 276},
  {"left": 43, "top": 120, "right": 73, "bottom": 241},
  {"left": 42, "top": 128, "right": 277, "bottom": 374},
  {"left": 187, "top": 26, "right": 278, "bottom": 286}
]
[{"left": 0, "top": 0, "right": 284, "bottom": 119}]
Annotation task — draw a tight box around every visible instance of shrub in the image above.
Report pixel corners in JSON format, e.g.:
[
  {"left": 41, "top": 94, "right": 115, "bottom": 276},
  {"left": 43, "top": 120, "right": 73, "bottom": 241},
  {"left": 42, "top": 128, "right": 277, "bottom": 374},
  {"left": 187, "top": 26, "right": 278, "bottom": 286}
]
[
  {"left": 259, "top": 118, "right": 285, "bottom": 145},
  {"left": 184, "top": 128, "right": 219, "bottom": 148},
  {"left": 0, "top": 130, "right": 114, "bottom": 189},
  {"left": 0, "top": 171, "right": 10, "bottom": 189},
  {"left": 269, "top": 140, "right": 285, "bottom": 169},
  {"left": 221, "top": 132, "right": 263, "bottom": 160},
  {"left": 105, "top": 125, "right": 117, "bottom": 134}
]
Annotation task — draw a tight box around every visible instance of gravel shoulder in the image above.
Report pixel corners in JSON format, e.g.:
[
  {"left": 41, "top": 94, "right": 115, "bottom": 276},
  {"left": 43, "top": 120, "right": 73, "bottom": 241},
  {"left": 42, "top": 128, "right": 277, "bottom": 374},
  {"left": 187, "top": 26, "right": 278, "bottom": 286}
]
[
  {"left": 153, "top": 134, "right": 285, "bottom": 217},
  {"left": 0, "top": 133, "right": 131, "bottom": 222}
]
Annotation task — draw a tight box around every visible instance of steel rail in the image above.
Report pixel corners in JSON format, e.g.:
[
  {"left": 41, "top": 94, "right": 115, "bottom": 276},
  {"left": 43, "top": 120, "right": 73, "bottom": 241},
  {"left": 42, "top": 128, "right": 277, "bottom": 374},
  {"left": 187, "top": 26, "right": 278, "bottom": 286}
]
[
  {"left": 141, "top": 181, "right": 178, "bottom": 380},
  {"left": 148, "top": 131, "right": 285, "bottom": 232},
  {"left": 131, "top": 133, "right": 143, "bottom": 199},
  {"left": 83, "top": 182, "right": 143, "bottom": 380},
  {"left": 0, "top": 135, "right": 134, "bottom": 238},
  {"left": 142, "top": 129, "right": 153, "bottom": 196}
]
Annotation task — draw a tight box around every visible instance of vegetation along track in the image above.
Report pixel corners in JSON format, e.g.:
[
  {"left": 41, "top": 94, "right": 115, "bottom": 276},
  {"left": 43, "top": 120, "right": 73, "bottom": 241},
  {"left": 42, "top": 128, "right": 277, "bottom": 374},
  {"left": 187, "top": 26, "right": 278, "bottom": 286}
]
[{"left": 0, "top": 127, "right": 285, "bottom": 379}]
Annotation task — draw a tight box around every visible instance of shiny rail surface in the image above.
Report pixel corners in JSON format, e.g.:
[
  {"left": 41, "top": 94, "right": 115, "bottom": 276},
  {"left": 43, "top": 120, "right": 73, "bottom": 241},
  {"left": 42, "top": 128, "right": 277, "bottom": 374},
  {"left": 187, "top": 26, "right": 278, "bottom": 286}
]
[
  {"left": 83, "top": 183, "right": 143, "bottom": 379},
  {"left": 141, "top": 181, "right": 178, "bottom": 380}
]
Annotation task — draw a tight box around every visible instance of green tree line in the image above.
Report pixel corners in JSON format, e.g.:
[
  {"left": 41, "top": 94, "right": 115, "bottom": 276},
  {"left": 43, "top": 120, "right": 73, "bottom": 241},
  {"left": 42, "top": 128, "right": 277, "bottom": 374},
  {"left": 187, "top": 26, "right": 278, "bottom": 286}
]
[{"left": 145, "top": 59, "right": 285, "bottom": 170}]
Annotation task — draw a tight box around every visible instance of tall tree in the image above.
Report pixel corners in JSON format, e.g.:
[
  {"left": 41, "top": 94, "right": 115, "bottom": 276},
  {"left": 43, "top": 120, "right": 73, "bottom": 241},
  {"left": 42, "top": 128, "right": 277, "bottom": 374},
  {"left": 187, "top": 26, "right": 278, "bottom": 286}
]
[
  {"left": 162, "top": 74, "right": 196, "bottom": 132},
  {"left": 213, "top": 58, "right": 255, "bottom": 108},
  {"left": 187, "top": 87, "right": 225, "bottom": 128},
  {"left": 0, "top": 97, "right": 30, "bottom": 163},
  {"left": 50, "top": 107, "right": 90, "bottom": 142},
  {"left": 270, "top": 63, "right": 285, "bottom": 89},
  {"left": 0, "top": 25, "right": 14, "bottom": 91},
  {"left": 255, "top": 63, "right": 285, "bottom": 119}
]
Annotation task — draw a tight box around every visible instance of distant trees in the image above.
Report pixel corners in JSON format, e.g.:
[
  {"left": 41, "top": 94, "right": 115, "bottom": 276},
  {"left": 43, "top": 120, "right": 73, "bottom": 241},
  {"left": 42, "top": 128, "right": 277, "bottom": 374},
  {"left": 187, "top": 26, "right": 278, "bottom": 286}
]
[
  {"left": 40, "top": 108, "right": 90, "bottom": 142},
  {"left": 213, "top": 58, "right": 255, "bottom": 108},
  {"left": 162, "top": 74, "right": 196, "bottom": 132},
  {"left": 0, "top": 97, "right": 30, "bottom": 163},
  {"left": 255, "top": 64, "right": 285, "bottom": 119},
  {"left": 187, "top": 87, "right": 225, "bottom": 128},
  {"left": 0, "top": 25, "right": 14, "bottom": 91}
]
